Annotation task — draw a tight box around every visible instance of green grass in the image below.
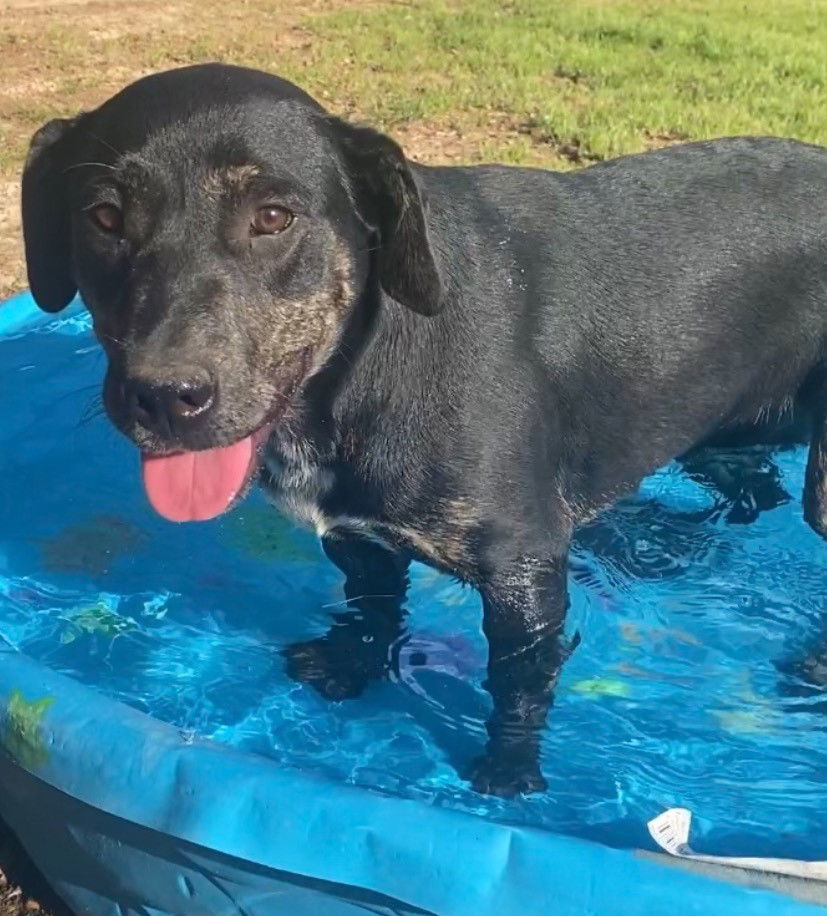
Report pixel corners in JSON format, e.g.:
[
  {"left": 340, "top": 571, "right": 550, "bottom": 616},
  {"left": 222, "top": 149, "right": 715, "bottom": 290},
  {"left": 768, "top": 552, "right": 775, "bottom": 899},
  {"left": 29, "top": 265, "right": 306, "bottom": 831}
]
[
  {"left": 286, "top": 0, "right": 827, "bottom": 164},
  {"left": 3, "top": 0, "right": 827, "bottom": 174}
]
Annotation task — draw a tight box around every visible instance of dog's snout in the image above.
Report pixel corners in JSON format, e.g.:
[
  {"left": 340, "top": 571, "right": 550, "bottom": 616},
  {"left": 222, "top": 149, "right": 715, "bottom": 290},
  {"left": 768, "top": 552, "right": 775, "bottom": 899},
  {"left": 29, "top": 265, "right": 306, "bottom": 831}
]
[{"left": 124, "top": 366, "right": 216, "bottom": 437}]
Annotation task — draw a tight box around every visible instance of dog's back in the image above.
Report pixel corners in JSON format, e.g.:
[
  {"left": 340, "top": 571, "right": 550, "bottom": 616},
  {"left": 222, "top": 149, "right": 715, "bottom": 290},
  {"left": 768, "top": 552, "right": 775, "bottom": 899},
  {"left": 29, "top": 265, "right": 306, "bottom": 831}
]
[{"left": 400, "top": 138, "right": 827, "bottom": 509}]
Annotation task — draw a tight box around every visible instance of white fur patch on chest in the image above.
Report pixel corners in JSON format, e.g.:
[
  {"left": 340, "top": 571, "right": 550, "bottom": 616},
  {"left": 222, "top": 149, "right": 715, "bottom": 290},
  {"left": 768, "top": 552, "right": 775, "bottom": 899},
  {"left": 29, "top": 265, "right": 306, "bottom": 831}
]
[
  {"left": 261, "top": 436, "right": 390, "bottom": 548},
  {"left": 264, "top": 439, "right": 385, "bottom": 544},
  {"left": 262, "top": 437, "right": 334, "bottom": 534}
]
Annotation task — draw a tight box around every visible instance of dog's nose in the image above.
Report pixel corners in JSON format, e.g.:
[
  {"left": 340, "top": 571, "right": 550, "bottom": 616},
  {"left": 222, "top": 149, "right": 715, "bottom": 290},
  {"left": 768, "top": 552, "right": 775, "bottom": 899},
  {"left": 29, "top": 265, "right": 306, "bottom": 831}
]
[{"left": 124, "top": 367, "right": 216, "bottom": 436}]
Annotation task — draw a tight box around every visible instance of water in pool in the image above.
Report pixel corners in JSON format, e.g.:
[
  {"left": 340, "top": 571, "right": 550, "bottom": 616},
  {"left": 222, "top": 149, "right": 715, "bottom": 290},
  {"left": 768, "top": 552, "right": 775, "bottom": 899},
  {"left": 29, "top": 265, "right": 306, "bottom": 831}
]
[{"left": 2, "top": 304, "right": 826, "bottom": 860}]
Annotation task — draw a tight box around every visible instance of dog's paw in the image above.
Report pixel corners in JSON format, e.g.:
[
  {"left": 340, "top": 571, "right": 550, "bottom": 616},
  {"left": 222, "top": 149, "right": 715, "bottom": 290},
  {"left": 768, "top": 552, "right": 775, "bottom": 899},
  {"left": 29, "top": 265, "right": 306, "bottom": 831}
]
[
  {"left": 465, "top": 753, "right": 547, "bottom": 798},
  {"left": 281, "top": 636, "right": 383, "bottom": 701}
]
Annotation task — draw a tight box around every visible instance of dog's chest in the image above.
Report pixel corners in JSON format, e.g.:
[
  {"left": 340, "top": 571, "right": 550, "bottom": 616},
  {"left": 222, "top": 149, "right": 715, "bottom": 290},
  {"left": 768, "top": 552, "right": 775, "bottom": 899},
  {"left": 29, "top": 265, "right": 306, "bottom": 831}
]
[
  {"left": 261, "top": 437, "right": 334, "bottom": 533},
  {"left": 261, "top": 436, "right": 384, "bottom": 544},
  {"left": 260, "top": 436, "right": 469, "bottom": 572},
  {"left": 260, "top": 442, "right": 476, "bottom": 579}
]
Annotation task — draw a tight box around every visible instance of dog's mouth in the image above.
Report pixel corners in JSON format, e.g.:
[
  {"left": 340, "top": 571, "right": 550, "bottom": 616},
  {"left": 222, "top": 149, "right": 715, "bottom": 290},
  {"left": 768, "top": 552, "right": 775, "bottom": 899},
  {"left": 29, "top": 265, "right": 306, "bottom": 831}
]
[
  {"left": 139, "top": 347, "right": 312, "bottom": 523},
  {"left": 140, "top": 424, "right": 272, "bottom": 523}
]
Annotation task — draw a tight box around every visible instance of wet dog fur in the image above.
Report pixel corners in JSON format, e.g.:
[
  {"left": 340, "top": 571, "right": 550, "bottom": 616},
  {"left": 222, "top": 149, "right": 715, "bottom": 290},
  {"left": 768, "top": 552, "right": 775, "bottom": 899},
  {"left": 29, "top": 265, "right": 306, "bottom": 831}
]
[{"left": 21, "top": 63, "right": 827, "bottom": 796}]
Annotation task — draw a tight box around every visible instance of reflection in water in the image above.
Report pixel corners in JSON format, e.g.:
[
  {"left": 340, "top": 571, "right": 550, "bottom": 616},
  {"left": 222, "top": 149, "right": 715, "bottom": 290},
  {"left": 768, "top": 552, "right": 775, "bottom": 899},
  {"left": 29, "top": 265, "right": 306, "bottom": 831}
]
[{"left": 39, "top": 515, "right": 148, "bottom": 577}]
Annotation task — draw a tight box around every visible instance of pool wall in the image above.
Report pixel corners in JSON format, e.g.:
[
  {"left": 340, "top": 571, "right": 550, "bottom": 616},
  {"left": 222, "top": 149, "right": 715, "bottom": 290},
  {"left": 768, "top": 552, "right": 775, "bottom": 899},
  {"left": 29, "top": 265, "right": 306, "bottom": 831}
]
[{"left": 1, "top": 293, "right": 825, "bottom": 916}]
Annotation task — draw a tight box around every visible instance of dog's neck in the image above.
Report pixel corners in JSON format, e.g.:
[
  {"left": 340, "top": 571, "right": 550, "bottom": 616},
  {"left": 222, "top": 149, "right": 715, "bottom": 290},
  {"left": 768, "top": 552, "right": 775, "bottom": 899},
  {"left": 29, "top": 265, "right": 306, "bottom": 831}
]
[
  {"left": 287, "top": 218, "right": 471, "bottom": 445},
  {"left": 263, "top": 191, "right": 480, "bottom": 529}
]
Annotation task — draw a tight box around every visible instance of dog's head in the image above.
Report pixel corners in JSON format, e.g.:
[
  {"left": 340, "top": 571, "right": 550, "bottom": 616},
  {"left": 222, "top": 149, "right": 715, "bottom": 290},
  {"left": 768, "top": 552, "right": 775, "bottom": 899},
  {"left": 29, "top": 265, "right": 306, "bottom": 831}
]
[{"left": 22, "top": 63, "right": 443, "bottom": 522}]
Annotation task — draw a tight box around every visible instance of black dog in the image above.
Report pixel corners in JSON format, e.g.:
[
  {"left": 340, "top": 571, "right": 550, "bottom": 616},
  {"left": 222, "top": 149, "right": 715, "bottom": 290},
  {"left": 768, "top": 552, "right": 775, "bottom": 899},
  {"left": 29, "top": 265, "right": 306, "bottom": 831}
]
[{"left": 22, "top": 63, "right": 827, "bottom": 796}]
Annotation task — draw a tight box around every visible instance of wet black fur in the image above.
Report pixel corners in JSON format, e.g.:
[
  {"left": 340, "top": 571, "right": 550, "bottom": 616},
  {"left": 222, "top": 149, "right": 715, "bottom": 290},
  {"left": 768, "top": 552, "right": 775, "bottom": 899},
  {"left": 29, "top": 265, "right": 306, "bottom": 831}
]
[{"left": 22, "top": 64, "right": 827, "bottom": 796}]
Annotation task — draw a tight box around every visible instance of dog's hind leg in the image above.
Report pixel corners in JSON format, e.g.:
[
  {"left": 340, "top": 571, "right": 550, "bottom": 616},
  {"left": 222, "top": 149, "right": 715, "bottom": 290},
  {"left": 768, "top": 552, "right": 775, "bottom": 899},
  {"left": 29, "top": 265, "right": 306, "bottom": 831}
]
[
  {"left": 774, "top": 371, "right": 827, "bottom": 702},
  {"left": 803, "top": 376, "right": 827, "bottom": 539},
  {"left": 680, "top": 401, "right": 811, "bottom": 525},
  {"left": 679, "top": 446, "right": 792, "bottom": 525}
]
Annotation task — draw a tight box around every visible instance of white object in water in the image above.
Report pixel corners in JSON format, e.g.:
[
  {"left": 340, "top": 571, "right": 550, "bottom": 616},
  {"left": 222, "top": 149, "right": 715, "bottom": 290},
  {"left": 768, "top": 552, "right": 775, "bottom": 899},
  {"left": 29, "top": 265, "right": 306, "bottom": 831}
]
[{"left": 647, "top": 808, "right": 827, "bottom": 881}]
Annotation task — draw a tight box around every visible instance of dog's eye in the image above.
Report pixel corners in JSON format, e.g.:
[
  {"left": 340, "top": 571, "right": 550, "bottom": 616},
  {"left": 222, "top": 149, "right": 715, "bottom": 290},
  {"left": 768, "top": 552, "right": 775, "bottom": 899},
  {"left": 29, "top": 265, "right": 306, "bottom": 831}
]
[
  {"left": 88, "top": 203, "right": 123, "bottom": 234},
  {"left": 251, "top": 205, "right": 293, "bottom": 235}
]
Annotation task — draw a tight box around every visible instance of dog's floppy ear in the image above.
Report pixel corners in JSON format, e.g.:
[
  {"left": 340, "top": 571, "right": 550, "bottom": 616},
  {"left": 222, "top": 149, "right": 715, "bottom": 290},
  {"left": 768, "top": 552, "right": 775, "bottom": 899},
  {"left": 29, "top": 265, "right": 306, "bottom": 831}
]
[
  {"left": 333, "top": 121, "right": 444, "bottom": 316},
  {"left": 21, "top": 116, "right": 82, "bottom": 313}
]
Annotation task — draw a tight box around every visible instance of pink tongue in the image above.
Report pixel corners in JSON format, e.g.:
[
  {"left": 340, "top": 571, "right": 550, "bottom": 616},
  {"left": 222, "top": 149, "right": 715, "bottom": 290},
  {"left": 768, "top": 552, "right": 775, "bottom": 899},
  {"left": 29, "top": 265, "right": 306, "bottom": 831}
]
[{"left": 141, "top": 436, "right": 255, "bottom": 522}]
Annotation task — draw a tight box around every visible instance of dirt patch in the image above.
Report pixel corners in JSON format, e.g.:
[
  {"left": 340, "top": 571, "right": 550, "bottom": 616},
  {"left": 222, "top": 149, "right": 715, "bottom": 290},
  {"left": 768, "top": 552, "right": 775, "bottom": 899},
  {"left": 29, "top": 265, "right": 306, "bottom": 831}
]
[
  {"left": 643, "top": 127, "right": 691, "bottom": 150},
  {"left": 515, "top": 117, "right": 603, "bottom": 165},
  {"left": 392, "top": 111, "right": 553, "bottom": 165},
  {"left": 0, "top": 0, "right": 102, "bottom": 8},
  {"left": 0, "top": 181, "right": 24, "bottom": 301},
  {"left": 1, "top": 876, "right": 45, "bottom": 916},
  {"left": 0, "top": 821, "right": 70, "bottom": 916},
  {"left": 360, "top": 104, "right": 587, "bottom": 170}
]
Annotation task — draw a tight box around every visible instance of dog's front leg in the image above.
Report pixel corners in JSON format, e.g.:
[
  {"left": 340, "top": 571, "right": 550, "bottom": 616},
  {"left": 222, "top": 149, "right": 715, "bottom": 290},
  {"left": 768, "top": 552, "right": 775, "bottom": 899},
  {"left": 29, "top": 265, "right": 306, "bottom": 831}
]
[
  {"left": 467, "top": 552, "right": 571, "bottom": 797},
  {"left": 282, "top": 532, "right": 410, "bottom": 700}
]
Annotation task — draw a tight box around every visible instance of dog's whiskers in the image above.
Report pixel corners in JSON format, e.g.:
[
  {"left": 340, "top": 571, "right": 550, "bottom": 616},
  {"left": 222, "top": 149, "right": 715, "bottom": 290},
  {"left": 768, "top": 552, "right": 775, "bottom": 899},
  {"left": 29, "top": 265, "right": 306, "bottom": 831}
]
[
  {"left": 102, "top": 332, "right": 131, "bottom": 350},
  {"left": 63, "top": 161, "right": 116, "bottom": 174},
  {"left": 321, "top": 593, "right": 399, "bottom": 609},
  {"left": 336, "top": 342, "right": 356, "bottom": 372},
  {"left": 77, "top": 396, "right": 107, "bottom": 428},
  {"left": 85, "top": 130, "right": 123, "bottom": 159}
]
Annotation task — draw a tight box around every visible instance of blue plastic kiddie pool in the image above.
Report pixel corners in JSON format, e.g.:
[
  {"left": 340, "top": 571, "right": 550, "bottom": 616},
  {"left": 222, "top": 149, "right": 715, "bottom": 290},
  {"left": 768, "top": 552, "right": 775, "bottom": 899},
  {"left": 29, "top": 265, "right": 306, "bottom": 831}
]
[{"left": 1, "top": 291, "right": 827, "bottom": 915}]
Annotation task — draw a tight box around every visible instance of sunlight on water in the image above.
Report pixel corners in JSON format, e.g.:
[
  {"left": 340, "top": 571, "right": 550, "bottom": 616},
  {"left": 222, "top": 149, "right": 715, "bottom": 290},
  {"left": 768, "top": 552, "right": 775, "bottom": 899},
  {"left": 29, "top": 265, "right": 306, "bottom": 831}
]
[{"left": 1, "top": 305, "right": 826, "bottom": 860}]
